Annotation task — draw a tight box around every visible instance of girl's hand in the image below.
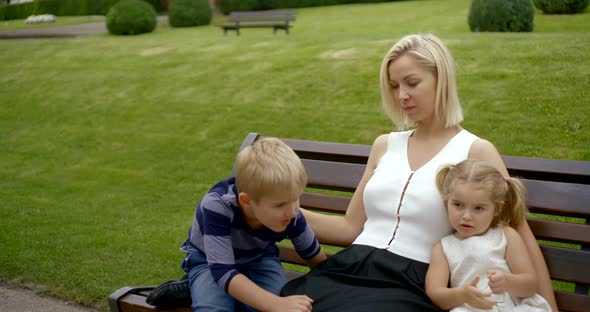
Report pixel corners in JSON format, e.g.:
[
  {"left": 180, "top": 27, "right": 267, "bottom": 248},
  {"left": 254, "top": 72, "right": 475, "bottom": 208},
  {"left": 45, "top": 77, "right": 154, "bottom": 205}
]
[
  {"left": 272, "top": 295, "right": 313, "bottom": 312},
  {"left": 488, "top": 269, "right": 508, "bottom": 294},
  {"left": 462, "top": 276, "right": 496, "bottom": 310}
]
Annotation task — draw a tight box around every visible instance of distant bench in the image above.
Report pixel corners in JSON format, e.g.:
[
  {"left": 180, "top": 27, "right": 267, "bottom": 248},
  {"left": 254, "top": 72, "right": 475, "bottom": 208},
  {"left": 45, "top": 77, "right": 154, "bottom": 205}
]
[
  {"left": 220, "top": 10, "right": 296, "bottom": 35},
  {"left": 108, "top": 133, "right": 590, "bottom": 312}
]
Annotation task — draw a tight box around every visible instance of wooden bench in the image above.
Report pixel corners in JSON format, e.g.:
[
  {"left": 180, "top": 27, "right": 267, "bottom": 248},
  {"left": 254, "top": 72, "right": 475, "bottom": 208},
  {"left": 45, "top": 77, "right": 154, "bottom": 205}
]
[
  {"left": 220, "top": 10, "right": 296, "bottom": 35},
  {"left": 109, "top": 132, "right": 590, "bottom": 312}
]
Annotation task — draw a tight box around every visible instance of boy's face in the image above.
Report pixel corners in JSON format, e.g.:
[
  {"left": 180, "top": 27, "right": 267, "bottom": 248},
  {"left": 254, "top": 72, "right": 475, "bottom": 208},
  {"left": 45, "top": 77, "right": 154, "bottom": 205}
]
[{"left": 242, "top": 190, "right": 301, "bottom": 233}]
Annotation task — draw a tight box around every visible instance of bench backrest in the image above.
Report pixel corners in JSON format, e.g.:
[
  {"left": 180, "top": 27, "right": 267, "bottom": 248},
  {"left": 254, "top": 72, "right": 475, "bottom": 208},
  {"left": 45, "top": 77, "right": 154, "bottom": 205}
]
[
  {"left": 228, "top": 10, "right": 296, "bottom": 23},
  {"left": 239, "top": 133, "right": 590, "bottom": 312}
]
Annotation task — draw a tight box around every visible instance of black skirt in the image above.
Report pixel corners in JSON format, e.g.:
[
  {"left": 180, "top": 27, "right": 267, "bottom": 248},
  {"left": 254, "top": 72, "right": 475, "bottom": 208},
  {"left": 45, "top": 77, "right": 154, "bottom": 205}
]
[{"left": 281, "top": 244, "right": 443, "bottom": 312}]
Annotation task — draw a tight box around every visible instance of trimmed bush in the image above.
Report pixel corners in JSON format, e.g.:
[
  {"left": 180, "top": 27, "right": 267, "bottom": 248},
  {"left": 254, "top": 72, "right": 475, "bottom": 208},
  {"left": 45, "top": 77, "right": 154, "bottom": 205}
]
[
  {"left": 106, "top": 0, "right": 157, "bottom": 35},
  {"left": 217, "top": 0, "right": 396, "bottom": 14},
  {"left": 168, "top": 0, "right": 211, "bottom": 28},
  {"left": 468, "top": 0, "right": 534, "bottom": 32},
  {"left": 533, "top": 0, "right": 589, "bottom": 14}
]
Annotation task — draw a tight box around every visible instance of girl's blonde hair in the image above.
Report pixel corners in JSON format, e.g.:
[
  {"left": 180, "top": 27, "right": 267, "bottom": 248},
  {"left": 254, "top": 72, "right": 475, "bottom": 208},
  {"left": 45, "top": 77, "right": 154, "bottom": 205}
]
[
  {"left": 379, "top": 33, "right": 463, "bottom": 130},
  {"left": 235, "top": 138, "right": 307, "bottom": 201},
  {"left": 436, "top": 159, "right": 527, "bottom": 228}
]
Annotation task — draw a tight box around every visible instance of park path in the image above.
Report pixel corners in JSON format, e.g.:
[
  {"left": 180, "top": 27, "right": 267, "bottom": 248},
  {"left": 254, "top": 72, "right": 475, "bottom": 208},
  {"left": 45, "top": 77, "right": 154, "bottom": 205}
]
[
  {"left": 0, "top": 15, "right": 168, "bottom": 39},
  {"left": 0, "top": 282, "right": 99, "bottom": 312}
]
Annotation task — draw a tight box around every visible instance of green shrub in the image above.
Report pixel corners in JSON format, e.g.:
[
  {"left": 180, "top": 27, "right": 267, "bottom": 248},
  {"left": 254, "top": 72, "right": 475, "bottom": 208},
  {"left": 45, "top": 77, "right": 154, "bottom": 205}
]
[
  {"left": 218, "top": 0, "right": 258, "bottom": 14},
  {"left": 106, "top": 0, "right": 157, "bottom": 35},
  {"left": 217, "top": 0, "right": 396, "bottom": 14},
  {"left": 168, "top": 0, "right": 211, "bottom": 28},
  {"left": 468, "top": 0, "right": 534, "bottom": 32},
  {"left": 533, "top": 0, "right": 589, "bottom": 14}
]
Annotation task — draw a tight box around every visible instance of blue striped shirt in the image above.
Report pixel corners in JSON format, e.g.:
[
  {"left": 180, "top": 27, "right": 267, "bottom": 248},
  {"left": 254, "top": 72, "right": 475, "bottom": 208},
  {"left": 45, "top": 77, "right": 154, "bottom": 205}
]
[{"left": 180, "top": 177, "right": 321, "bottom": 292}]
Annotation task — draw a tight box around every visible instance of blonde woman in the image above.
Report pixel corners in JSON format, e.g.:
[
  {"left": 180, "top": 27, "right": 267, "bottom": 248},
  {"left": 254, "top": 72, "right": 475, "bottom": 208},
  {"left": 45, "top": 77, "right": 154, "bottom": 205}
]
[{"left": 282, "top": 33, "right": 557, "bottom": 311}]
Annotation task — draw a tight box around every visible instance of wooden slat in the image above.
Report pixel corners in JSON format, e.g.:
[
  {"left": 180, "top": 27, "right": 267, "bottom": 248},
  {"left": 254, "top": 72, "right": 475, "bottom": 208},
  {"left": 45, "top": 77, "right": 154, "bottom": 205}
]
[
  {"left": 303, "top": 159, "right": 365, "bottom": 191},
  {"left": 523, "top": 179, "right": 590, "bottom": 217},
  {"left": 300, "top": 192, "right": 350, "bottom": 214},
  {"left": 541, "top": 245, "right": 590, "bottom": 284},
  {"left": 529, "top": 219, "right": 590, "bottom": 245},
  {"left": 279, "top": 246, "right": 307, "bottom": 266},
  {"left": 277, "top": 137, "right": 370, "bottom": 164},
  {"left": 555, "top": 291, "right": 590, "bottom": 312},
  {"left": 504, "top": 155, "right": 590, "bottom": 184}
]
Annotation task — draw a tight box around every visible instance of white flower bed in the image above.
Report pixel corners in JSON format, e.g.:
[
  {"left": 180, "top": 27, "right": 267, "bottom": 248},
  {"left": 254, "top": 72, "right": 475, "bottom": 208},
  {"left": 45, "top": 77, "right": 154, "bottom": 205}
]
[{"left": 25, "top": 14, "right": 56, "bottom": 24}]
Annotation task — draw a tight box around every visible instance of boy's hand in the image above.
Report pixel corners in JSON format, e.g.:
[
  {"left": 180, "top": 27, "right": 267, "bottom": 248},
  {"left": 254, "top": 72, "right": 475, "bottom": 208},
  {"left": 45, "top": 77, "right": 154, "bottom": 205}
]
[
  {"left": 462, "top": 276, "right": 495, "bottom": 310},
  {"left": 488, "top": 269, "right": 507, "bottom": 294},
  {"left": 272, "top": 295, "right": 313, "bottom": 312}
]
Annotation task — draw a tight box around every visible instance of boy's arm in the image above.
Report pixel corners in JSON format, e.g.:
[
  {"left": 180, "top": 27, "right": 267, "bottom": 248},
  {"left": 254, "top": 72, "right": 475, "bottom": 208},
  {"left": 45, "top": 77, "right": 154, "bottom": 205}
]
[
  {"left": 304, "top": 249, "right": 327, "bottom": 268},
  {"left": 228, "top": 274, "right": 312, "bottom": 312},
  {"left": 491, "top": 226, "right": 537, "bottom": 298},
  {"left": 425, "top": 241, "right": 494, "bottom": 310}
]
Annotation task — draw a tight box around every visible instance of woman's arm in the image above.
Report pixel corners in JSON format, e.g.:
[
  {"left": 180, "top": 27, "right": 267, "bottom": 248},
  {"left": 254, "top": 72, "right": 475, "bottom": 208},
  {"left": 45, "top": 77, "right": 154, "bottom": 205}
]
[
  {"left": 300, "top": 134, "right": 388, "bottom": 246},
  {"left": 469, "top": 139, "right": 558, "bottom": 311},
  {"left": 491, "top": 226, "right": 537, "bottom": 298}
]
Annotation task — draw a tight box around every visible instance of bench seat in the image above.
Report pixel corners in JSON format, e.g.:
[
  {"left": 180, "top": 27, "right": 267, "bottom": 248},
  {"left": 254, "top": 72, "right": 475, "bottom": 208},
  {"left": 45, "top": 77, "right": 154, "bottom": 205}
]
[
  {"left": 220, "top": 10, "right": 296, "bottom": 35},
  {"left": 109, "top": 133, "right": 590, "bottom": 312}
]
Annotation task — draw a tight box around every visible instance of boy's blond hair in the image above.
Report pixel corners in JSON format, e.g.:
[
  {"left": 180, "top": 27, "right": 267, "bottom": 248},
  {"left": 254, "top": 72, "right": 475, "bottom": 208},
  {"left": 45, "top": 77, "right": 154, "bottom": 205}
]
[{"left": 235, "top": 138, "right": 307, "bottom": 201}]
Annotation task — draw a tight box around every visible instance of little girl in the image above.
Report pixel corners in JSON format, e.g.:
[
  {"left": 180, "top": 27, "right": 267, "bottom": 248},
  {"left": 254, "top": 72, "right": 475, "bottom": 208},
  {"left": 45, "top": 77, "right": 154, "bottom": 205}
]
[{"left": 425, "top": 159, "right": 552, "bottom": 312}]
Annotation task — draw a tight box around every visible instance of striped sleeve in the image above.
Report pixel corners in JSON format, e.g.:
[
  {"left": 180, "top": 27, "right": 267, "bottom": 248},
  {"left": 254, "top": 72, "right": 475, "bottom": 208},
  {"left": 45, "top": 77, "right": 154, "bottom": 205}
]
[
  {"left": 200, "top": 192, "right": 239, "bottom": 291},
  {"left": 288, "top": 210, "right": 321, "bottom": 260}
]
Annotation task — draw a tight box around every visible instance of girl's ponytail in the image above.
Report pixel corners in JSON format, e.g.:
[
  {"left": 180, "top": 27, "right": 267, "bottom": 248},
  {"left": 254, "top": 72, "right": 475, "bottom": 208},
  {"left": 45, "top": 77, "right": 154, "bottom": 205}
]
[{"left": 501, "top": 177, "right": 528, "bottom": 228}]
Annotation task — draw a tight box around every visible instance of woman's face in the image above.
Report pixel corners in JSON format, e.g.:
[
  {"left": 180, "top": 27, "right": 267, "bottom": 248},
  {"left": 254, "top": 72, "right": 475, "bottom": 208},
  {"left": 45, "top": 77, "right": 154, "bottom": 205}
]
[{"left": 387, "top": 53, "right": 437, "bottom": 125}]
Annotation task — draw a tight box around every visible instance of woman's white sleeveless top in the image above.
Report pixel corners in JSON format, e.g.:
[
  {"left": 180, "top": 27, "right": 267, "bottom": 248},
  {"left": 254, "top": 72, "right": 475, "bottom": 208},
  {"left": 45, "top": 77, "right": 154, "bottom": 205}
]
[{"left": 353, "top": 129, "right": 478, "bottom": 263}]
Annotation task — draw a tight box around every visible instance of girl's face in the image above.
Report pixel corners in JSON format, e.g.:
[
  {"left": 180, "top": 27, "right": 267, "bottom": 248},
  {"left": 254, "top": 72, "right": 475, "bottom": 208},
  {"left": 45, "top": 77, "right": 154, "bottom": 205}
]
[
  {"left": 387, "top": 53, "right": 437, "bottom": 125},
  {"left": 446, "top": 182, "right": 498, "bottom": 239}
]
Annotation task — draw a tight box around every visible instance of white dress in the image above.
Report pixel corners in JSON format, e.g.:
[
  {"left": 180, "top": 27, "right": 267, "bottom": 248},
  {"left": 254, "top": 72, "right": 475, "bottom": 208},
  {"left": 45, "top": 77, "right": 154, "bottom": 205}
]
[{"left": 441, "top": 226, "right": 552, "bottom": 312}]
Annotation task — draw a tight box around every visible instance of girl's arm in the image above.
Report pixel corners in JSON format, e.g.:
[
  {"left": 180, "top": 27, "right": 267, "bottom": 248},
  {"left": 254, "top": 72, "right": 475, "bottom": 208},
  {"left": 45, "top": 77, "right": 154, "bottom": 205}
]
[
  {"left": 426, "top": 241, "right": 495, "bottom": 310},
  {"left": 300, "top": 134, "right": 388, "bottom": 246},
  {"left": 469, "top": 139, "right": 558, "bottom": 311},
  {"left": 488, "top": 226, "right": 537, "bottom": 298},
  {"left": 228, "top": 274, "right": 312, "bottom": 312}
]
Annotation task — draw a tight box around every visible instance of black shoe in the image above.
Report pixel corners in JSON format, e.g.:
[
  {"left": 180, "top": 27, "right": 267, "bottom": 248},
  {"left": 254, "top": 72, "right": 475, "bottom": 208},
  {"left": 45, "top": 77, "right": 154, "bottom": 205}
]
[{"left": 146, "top": 274, "right": 191, "bottom": 307}]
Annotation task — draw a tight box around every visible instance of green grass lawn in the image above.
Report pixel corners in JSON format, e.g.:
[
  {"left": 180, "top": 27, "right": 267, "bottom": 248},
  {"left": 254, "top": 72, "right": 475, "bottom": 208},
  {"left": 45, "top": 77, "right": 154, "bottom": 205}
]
[{"left": 0, "top": 0, "right": 589, "bottom": 310}]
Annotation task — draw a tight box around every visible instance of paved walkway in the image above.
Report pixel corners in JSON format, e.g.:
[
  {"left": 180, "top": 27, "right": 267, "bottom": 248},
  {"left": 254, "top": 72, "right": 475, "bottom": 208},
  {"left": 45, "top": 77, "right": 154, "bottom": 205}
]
[
  {"left": 0, "top": 283, "right": 99, "bottom": 312},
  {"left": 0, "top": 16, "right": 168, "bottom": 39}
]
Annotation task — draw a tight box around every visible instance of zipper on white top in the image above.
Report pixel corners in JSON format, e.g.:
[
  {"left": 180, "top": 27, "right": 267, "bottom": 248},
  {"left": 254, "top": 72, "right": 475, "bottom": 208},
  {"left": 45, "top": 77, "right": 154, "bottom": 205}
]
[{"left": 386, "top": 171, "right": 415, "bottom": 249}]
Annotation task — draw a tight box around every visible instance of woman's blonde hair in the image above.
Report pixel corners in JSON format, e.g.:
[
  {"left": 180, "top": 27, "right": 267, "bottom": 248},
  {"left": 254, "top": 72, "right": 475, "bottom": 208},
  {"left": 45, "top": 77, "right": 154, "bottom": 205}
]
[
  {"left": 436, "top": 159, "right": 527, "bottom": 228},
  {"left": 379, "top": 33, "right": 463, "bottom": 130},
  {"left": 235, "top": 138, "right": 307, "bottom": 201}
]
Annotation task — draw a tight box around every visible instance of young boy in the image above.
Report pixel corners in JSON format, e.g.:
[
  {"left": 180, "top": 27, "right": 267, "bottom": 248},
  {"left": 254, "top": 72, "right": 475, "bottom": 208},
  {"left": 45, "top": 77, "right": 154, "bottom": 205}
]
[{"left": 180, "top": 138, "right": 327, "bottom": 312}]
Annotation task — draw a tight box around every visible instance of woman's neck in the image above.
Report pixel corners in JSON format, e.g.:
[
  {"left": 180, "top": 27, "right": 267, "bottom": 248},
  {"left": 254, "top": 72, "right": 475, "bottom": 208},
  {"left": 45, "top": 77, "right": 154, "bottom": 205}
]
[{"left": 413, "top": 123, "right": 462, "bottom": 140}]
